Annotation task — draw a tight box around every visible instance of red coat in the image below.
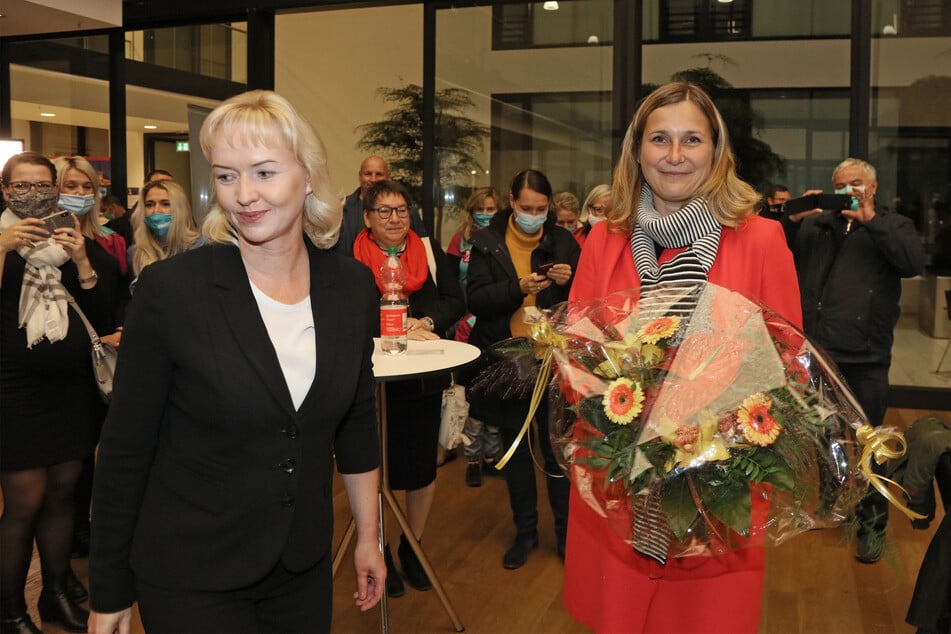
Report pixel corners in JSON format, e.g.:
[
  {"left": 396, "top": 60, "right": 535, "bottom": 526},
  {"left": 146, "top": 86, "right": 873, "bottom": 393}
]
[{"left": 564, "top": 216, "right": 802, "bottom": 634}]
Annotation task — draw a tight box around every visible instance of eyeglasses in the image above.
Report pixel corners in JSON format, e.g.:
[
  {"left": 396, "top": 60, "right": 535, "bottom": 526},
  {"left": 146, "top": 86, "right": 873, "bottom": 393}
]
[
  {"left": 7, "top": 181, "right": 56, "bottom": 194},
  {"left": 371, "top": 205, "right": 410, "bottom": 219}
]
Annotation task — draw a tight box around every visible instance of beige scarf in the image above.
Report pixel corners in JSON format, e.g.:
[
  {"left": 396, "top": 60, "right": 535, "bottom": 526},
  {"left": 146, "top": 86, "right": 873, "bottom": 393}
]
[{"left": 1, "top": 209, "right": 71, "bottom": 347}]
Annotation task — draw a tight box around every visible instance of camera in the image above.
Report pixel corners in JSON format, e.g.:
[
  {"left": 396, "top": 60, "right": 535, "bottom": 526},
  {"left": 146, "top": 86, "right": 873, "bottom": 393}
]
[{"left": 780, "top": 193, "right": 857, "bottom": 216}]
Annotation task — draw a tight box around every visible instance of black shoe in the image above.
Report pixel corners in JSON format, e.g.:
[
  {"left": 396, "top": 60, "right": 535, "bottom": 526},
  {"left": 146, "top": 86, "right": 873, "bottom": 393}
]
[
  {"left": 503, "top": 531, "right": 539, "bottom": 570},
  {"left": 38, "top": 591, "right": 89, "bottom": 633},
  {"left": 66, "top": 566, "right": 88, "bottom": 603},
  {"left": 856, "top": 531, "right": 884, "bottom": 564},
  {"left": 465, "top": 461, "right": 482, "bottom": 487},
  {"left": 383, "top": 544, "right": 405, "bottom": 598},
  {"left": 397, "top": 535, "right": 432, "bottom": 591},
  {"left": 0, "top": 609, "right": 42, "bottom": 634}
]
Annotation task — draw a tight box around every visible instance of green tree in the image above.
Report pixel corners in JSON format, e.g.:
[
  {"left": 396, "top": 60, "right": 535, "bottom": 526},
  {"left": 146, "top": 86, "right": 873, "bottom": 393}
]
[
  {"left": 646, "top": 67, "right": 786, "bottom": 193},
  {"left": 356, "top": 83, "right": 489, "bottom": 237}
]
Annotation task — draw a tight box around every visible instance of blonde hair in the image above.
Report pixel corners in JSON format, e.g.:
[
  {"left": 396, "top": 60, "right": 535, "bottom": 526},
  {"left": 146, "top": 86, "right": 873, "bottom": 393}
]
[
  {"left": 609, "top": 82, "right": 760, "bottom": 234},
  {"left": 458, "top": 187, "right": 500, "bottom": 242},
  {"left": 583, "top": 184, "right": 613, "bottom": 223},
  {"left": 553, "top": 192, "right": 580, "bottom": 214},
  {"left": 53, "top": 156, "right": 104, "bottom": 238},
  {"left": 199, "top": 90, "right": 341, "bottom": 249},
  {"left": 131, "top": 180, "right": 200, "bottom": 276}
]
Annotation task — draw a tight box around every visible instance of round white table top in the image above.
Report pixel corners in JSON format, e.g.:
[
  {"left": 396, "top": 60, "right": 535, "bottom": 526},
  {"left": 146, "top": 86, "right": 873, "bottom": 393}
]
[{"left": 371, "top": 338, "right": 480, "bottom": 381}]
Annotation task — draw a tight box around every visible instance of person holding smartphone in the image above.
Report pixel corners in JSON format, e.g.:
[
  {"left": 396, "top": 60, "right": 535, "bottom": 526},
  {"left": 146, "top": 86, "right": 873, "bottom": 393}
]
[
  {"left": 1, "top": 151, "right": 114, "bottom": 633},
  {"left": 465, "top": 168, "right": 580, "bottom": 569}
]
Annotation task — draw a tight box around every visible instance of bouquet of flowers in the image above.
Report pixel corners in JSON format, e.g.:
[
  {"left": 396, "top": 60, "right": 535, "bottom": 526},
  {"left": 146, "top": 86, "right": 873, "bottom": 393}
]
[{"left": 536, "top": 283, "right": 877, "bottom": 562}]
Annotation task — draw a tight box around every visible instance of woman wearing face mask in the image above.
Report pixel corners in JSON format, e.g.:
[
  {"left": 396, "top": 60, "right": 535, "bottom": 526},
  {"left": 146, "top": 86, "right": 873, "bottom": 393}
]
[
  {"left": 1, "top": 152, "right": 113, "bottom": 633},
  {"left": 465, "top": 169, "right": 580, "bottom": 568},
  {"left": 446, "top": 187, "right": 505, "bottom": 487},
  {"left": 128, "top": 179, "right": 202, "bottom": 288},
  {"left": 580, "top": 184, "right": 612, "bottom": 244},
  {"left": 54, "top": 156, "right": 126, "bottom": 564}
]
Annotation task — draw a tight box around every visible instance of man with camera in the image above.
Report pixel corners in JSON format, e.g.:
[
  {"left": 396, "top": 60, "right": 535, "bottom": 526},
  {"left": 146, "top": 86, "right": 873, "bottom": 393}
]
[{"left": 785, "top": 158, "right": 926, "bottom": 563}]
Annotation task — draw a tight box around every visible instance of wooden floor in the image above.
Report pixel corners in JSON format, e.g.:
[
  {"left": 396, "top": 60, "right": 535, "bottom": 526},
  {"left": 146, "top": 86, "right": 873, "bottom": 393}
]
[{"left": 20, "top": 408, "right": 945, "bottom": 634}]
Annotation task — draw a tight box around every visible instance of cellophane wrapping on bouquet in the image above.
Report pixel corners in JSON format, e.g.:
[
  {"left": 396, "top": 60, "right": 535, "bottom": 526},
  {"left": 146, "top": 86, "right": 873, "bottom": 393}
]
[{"left": 545, "top": 283, "right": 870, "bottom": 562}]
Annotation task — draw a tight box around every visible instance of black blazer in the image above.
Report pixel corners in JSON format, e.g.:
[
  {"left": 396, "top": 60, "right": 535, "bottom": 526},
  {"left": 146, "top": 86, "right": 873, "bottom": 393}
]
[{"left": 89, "top": 239, "right": 380, "bottom": 613}]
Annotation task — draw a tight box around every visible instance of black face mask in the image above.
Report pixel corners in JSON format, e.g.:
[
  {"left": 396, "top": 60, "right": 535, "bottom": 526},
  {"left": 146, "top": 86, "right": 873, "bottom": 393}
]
[{"left": 6, "top": 188, "right": 59, "bottom": 219}]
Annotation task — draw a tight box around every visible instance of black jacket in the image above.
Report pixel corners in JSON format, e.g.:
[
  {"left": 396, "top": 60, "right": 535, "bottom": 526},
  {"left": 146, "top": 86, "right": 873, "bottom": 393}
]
[
  {"left": 787, "top": 206, "right": 925, "bottom": 364},
  {"left": 466, "top": 208, "right": 580, "bottom": 350},
  {"left": 90, "top": 240, "right": 380, "bottom": 612}
]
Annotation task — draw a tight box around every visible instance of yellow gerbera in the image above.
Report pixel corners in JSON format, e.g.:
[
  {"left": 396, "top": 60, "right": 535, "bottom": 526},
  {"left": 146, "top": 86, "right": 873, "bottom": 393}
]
[
  {"left": 602, "top": 378, "right": 645, "bottom": 425},
  {"left": 637, "top": 316, "right": 682, "bottom": 344},
  {"left": 738, "top": 393, "right": 781, "bottom": 446}
]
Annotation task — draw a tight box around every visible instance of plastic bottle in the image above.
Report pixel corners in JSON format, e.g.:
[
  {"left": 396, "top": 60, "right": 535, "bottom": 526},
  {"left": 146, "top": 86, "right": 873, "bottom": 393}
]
[{"left": 379, "top": 247, "right": 408, "bottom": 355}]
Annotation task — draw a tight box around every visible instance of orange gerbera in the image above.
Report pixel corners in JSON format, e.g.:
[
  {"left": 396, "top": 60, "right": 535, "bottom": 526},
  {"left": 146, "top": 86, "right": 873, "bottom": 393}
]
[
  {"left": 738, "top": 393, "right": 781, "bottom": 446},
  {"left": 602, "top": 378, "right": 645, "bottom": 425},
  {"left": 637, "top": 316, "right": 682, "bottom": 344}
]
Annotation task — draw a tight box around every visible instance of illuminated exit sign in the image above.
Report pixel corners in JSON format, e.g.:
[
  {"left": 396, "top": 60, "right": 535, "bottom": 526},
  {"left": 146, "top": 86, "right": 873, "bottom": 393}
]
[{"left": 176, "top": 142, "right": 190, "bottom": 152}]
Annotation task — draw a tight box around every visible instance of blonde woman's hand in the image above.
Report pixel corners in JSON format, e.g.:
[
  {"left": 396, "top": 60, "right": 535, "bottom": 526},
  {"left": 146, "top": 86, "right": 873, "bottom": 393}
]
[{"left": 52, "top": 215, "right": 89, "bottom": 265}]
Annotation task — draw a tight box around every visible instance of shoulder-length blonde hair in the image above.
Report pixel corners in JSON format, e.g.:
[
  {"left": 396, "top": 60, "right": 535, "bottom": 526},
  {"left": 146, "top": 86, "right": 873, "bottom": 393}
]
[
  {"left": 582, "top": 184, "right": 612, "bottom": 223},
  {"left": 609, "top": 82, "right": 760, "bottom": 234},
  {"left": 53, "top": 156, "right": 104, "bottom": 238},
  {"left": 131, "top": 180, "right": 200, "bottom": 276},
  {"left": 199, "top": 90, "right": 341, "bottom": 249},
  {"left": 458, "top": 187, "right": 500, "bottom": 242}
]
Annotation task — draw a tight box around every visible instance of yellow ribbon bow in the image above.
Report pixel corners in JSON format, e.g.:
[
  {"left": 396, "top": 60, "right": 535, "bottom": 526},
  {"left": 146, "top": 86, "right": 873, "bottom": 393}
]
[
  {"left": 494, "top": 321, "right": 565, "bottom": 471},
  {"left": 855, "top": 424, "right": 926, "bottom": 521}
]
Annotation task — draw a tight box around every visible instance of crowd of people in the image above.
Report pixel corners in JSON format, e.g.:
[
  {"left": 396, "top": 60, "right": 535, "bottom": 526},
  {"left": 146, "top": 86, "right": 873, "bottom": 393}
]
[{"left": 0, "top": 80, "right": 939, "bottom": 634}]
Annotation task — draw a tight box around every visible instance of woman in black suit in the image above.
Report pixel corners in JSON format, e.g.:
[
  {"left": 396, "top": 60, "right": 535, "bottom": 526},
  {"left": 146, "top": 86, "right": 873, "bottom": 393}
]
[{"left": 88, "top": 90, "right": 385, "bottom": 634}]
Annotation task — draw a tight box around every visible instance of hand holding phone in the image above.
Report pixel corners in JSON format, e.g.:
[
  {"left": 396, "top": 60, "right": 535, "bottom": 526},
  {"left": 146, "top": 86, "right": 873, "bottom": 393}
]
[
  {"left": 535, "top": 262, "right": 555, "bottom": 277},
  {"left": 40, "top": 210, "right": 74, "bottom": 234}
]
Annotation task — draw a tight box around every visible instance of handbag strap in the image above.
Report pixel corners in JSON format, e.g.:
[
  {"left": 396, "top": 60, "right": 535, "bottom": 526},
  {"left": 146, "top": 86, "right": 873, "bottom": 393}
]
[{"left": 62, "top": 289, "right": 103, "bottom": 347}]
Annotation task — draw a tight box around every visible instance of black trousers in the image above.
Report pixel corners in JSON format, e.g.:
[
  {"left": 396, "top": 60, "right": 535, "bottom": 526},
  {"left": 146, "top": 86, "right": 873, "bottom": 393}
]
[
  {"left": 495, "top": 395, "right": 569, "bottom": 543},
  {"left": 837, "top": 362, "right": 890, "bottom": 533},
  {"left": 135, "top": 556, "right": 331, "bottom": 634}
]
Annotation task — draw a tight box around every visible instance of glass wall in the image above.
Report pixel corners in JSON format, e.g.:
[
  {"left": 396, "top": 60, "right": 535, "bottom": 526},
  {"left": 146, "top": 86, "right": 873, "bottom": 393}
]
[{"left": 438, "top": 2, "right": 614, "bottom": 240}]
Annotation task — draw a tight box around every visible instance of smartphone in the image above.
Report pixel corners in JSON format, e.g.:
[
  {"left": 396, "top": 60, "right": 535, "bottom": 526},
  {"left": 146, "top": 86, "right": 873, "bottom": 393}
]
[
  {"left": 535, "top": 262, "right": 555, "bottom": 276},
  {"left": 40, "top": 210, "right": 74, "bottom": 234}
]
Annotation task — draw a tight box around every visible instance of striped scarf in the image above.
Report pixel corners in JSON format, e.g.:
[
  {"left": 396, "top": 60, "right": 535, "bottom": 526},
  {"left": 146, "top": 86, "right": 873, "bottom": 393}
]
[
  {"left": 630, "top": 185, "right": 721, "bottom": 293},
  {"left": 1, "top": 209, "right": 71, "bottom": 347}
]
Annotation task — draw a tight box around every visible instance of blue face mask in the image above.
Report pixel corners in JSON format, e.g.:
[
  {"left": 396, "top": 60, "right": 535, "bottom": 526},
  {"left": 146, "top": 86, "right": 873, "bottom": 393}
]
[
  {"left": 144, "top": 212, "right": 173, "bottom": 238},
  {"left": 514, "top": 210, "right": 547, "bottom": 234},
  {"left": 473, "top": 212, "right": 494, "bottom": 228},
  {"left": 58, "top": 194, "right": 96, "bottom": 216}
]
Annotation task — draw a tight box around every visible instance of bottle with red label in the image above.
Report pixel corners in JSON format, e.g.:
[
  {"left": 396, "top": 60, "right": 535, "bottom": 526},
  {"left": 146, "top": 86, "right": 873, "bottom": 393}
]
[{"left": 379, "top": 247, "right": 408, "bottom": 355}]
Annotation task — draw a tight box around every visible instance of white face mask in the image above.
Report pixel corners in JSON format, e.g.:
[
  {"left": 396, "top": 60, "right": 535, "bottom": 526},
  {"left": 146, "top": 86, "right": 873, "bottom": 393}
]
[{"left": 587, "top": 214, "right": 604, "bottom": 226}]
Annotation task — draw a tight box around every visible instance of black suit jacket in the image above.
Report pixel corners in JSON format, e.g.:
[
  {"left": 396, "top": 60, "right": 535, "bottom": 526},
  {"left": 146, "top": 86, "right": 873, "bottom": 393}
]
[{"left": 89, "top": 239, "right": 380, "bottom": 613}]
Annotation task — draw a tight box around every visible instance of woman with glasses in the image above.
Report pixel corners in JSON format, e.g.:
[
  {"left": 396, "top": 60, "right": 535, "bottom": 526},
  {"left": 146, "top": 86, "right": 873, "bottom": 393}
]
[
  {"left": 1, "top": 152, "right": 114, "bottom": 633},
  {"left": 465, "top": 168, "right": 580, "bottom": 569},
  {"left": 352, "top": 179, "right": 465, "bottom": 599}
]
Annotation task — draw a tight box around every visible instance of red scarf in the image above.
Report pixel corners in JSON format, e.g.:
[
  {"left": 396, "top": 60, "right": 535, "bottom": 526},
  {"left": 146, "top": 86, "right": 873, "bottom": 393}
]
[{"left": 353, "top": 228, "right": 429, "bottom": 295}]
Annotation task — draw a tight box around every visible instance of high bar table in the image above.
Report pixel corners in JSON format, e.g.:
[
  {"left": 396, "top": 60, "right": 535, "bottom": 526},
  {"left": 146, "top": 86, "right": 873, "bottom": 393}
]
[{"left": 333, "top": 337, "right": 480, "bottom": 633}]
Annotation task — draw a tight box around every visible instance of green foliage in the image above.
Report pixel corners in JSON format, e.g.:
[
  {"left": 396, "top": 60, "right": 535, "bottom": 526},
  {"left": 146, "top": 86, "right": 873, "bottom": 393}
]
[{"left": 355, "top": 83, "right": 489, "bottom": 207}]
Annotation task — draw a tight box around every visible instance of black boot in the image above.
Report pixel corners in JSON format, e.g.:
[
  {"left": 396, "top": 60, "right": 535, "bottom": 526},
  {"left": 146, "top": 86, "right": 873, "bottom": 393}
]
[
  {"left": 37, "top": 591, "right": 89, "bottom": 633},
  {"left": 383, "top": 544, "right": 405, "bottom": 598},
  {"left": 397, "top": 535, "right": 432, "bottom": 591},
  {"left": 66, "top": 566, "right": 88, "bottom": 603},
  {"left": 0, "top": 599, "right": 42, "bottom": 634}
]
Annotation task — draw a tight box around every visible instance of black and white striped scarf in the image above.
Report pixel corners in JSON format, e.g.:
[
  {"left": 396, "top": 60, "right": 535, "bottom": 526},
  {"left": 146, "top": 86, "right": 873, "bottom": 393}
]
[{"left": 629, "top": 185, "right": 721, "bottom": 294}]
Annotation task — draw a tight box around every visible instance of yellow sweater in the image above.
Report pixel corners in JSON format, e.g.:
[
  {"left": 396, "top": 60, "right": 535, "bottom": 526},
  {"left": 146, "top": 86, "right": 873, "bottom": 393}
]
[{"left": 505, "top": 214, "right": 543, "bottom": 338}]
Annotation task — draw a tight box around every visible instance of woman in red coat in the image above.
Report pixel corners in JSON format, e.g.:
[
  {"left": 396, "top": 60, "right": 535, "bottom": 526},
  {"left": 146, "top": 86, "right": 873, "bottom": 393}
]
[{"left": 563, "top": 82, "right": 802, "bottom": 633}]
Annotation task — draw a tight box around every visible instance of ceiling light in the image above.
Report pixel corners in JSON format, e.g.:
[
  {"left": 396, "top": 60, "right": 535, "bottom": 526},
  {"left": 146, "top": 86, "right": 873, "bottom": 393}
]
[
  {"left": 717, "top": 0, "right": 734, "bottom": 3},
  {"left": 543, "top": 2, "right": 559, "bottom": 10},
  {"left": 143, "top": 125, "right": 157, "bottom": 129},
  {"left": 40, "top": 112, "right": 56, "bottom": 117}
]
